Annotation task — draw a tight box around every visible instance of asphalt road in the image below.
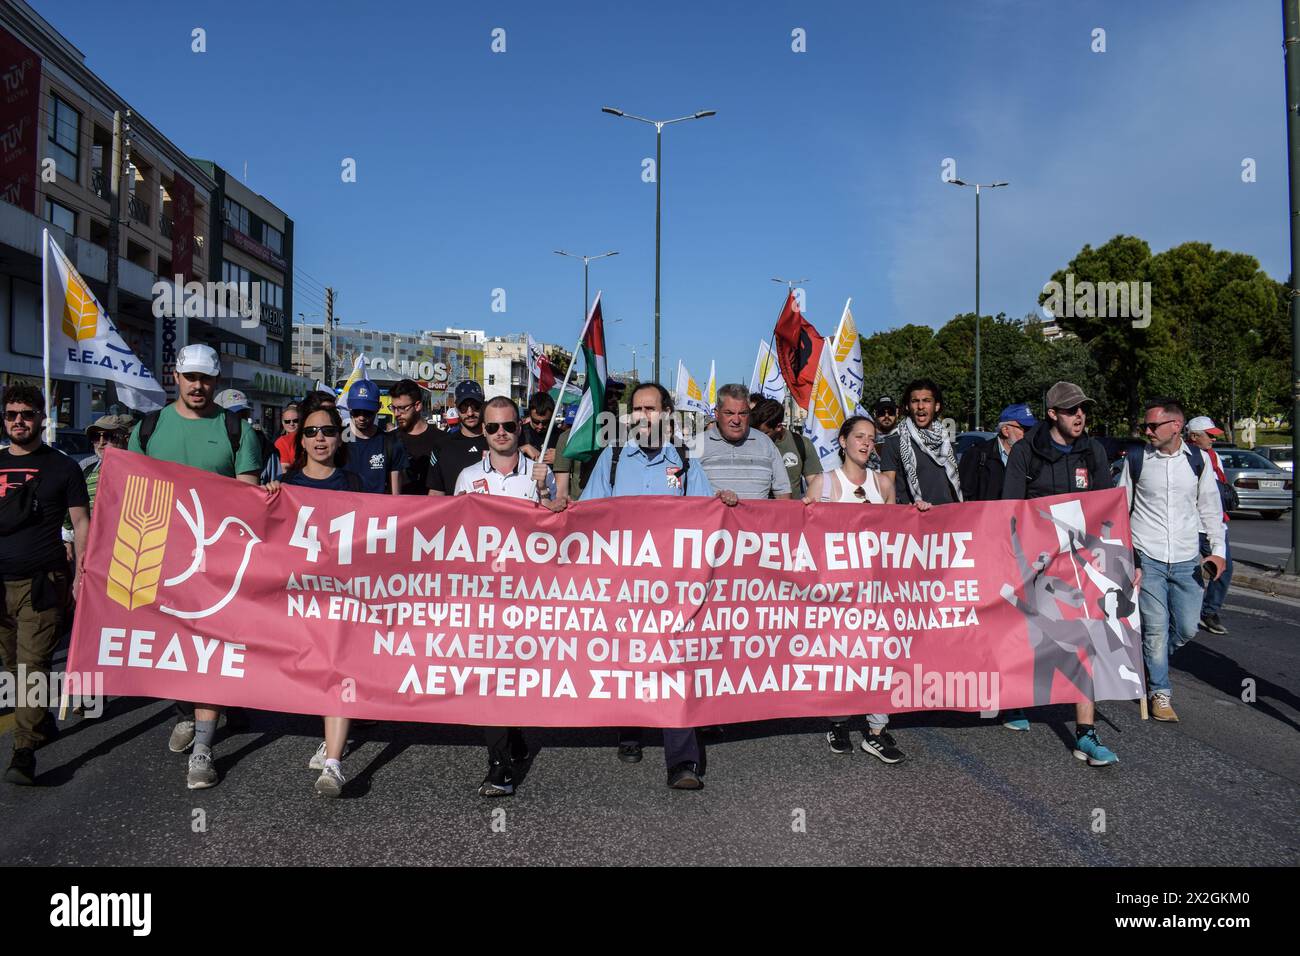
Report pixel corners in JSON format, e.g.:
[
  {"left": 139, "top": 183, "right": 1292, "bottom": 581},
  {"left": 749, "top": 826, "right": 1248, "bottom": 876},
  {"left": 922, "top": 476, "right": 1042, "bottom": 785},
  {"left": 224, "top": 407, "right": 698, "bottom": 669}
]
[
  {"left": 1, "top": 587, "right": 1296, "bottom": 867},
  {"left": 1229, "top": 511, "right": 1293, "bottom": 571}
]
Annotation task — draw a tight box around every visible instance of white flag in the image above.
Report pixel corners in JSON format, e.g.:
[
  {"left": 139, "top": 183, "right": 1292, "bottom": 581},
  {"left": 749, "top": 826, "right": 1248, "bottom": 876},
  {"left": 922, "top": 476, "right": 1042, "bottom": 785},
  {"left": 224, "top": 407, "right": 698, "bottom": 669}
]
[
  {"left": 801, "top": 335, "right": 848, "bottom": 470},
  {"left": 831, "top": 298, "right": 863, "bottom": 411},
  {"left": 749, "top": 339, "right": 786, "bottom": 403},
  {"left": 43, "top": 229, "right": 166, "bottom": 413},
  {"left": 706, "top": 360, "right": 716, "bottom": 408},
  {"left": 334, "top": 353, "right": 370, "bottom": 420},
  {"left": 675, "top": 360, "right": 712, "bottom": 415}
]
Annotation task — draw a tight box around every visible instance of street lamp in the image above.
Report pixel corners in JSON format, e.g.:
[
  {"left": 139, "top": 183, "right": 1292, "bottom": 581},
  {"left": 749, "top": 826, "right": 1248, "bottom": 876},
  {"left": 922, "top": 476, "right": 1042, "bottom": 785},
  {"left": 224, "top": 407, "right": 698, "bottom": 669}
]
[
  {"left": 948, "top": 178, "right": 1008, "bottom": 431},
  {"left": 625, "top": 342, "right": 649, "bottom": 382},
  {"left": 554, "top": 250, "right": 618, "bottom": 324},
  {"left": 602, "top": 105, "right": 717, "bottom": 383}
]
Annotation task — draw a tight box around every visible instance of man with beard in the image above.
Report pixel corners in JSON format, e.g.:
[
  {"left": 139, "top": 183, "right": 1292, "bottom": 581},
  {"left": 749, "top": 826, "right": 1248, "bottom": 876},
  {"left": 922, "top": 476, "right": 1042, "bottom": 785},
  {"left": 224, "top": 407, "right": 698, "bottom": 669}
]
[
  {"left": 389, "top": 379, "right": 438, "bottom": 495},
  {"left": 872, "top": 396, "right": 899, "bottom": 436},
  {"left": 0, "top": 385, "right": 89, "bottom": 785},
  {"left": 127, "top": 345, "right": 262, "bottom": 789},
  {"left": 426, "top": 381, "right": 488, "bottom": 496},
  {"left": 877, "top": 379, "right": 962, "bottom": 506},
  {"left": 581, "top": 383, "right": 730, "bottom": 790},
  {"left": 1000, "top": 381, "right": 1118, "bottom": 764}
]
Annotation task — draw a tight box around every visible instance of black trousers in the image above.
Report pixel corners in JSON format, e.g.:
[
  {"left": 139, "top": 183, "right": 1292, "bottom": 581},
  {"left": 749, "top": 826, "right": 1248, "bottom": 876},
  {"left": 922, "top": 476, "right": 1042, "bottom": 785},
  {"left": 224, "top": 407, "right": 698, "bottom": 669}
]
[
  {"left": 619, "top": 727, "right": 701, "bottom": 768},
  {"left": 485, "top": 727, "right": 525, "bottom": 763}
]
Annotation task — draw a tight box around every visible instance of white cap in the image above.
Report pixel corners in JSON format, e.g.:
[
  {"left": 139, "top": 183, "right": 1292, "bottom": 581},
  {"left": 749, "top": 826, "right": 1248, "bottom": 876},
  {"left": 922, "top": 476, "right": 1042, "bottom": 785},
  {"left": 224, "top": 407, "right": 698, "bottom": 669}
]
[
  {"left": 1186, "top": 416, "right": 1224, "bottom": 436},
  {"left": 215, "top": 388, "right": 251, "bottom": 412},
  {"left": 174, "top": 344, "right": 221, "bottom": 377}
]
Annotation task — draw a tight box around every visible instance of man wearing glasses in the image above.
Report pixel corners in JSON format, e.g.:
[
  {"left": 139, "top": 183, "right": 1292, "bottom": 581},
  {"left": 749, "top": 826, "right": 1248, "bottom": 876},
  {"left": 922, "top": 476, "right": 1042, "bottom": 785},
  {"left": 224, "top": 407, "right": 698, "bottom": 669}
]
[
  {"left": 452, "top": 396, "right": 563, "bottom": 797},
  {"left": 1119, "top": 398, "right": 1226, "bottom": 723},
  {"left": 0, "top": 385, "right": 90, "bottom": 785},
  {"left": 274, "top": 403, "right": 300, "bottom": 471},
  {"left": 427, "top": 381, "right": 489, "bottom": 497},
  {"left": 1001, "top": 382, "right": 1118, "bottom": 763},
  {"left": 960, "top": 404, "right": 1036, "bottom": 502},
  {"left": 388, "top": 379, "right": 436, "bottom": 495},
  {"left": 62, "top": 414, "right": 133, "bottom": 556},
  {"left": 341, "top": 380, "right": 407, "bottom": 495}
]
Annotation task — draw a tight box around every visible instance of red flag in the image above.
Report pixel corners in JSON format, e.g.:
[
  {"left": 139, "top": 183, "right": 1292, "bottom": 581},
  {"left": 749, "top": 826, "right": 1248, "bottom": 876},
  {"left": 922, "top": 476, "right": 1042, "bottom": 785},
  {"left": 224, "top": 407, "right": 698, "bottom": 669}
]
[
  {"left": 528, "top": 335, "right": 556, "bottom": 394},
  {"left": 773, "top": 290, "right": 824, "bottom": 409}
]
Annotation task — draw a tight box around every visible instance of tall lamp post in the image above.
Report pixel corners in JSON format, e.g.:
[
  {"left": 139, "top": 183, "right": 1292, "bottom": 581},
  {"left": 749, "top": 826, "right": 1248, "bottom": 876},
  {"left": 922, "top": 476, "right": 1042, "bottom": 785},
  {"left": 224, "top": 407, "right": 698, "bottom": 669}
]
[
  {"left": 948, "top": 178, "right": 1008, "bottom": 431},
  {"left": 601, "top": 106, "right": 716, "bottom": 383},
  {"left": 554, "top": 249, "right": 618, "bottom": 323},
  {"left": 1283, "top": 0, "right": 1300, "bottom": 573}
]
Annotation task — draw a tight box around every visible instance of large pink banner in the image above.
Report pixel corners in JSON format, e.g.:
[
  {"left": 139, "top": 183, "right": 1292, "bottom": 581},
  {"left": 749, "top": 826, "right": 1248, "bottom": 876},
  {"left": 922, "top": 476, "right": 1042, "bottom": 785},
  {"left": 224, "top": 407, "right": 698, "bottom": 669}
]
[{"left": 66, "top": 449, "right": 1145, "bottom": 726}]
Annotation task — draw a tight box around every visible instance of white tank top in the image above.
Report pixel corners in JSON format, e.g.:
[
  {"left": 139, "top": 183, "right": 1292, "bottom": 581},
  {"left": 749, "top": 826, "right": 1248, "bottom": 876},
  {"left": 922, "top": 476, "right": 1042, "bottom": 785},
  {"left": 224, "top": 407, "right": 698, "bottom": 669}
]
[{"left": 823, "top": 466, "right": 885, "bottom": 504}]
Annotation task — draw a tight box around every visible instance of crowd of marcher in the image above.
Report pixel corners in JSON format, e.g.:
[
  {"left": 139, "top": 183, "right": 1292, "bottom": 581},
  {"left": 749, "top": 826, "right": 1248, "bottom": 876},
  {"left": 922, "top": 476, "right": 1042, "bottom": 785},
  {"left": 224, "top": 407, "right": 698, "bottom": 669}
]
[{"left": 0, "top": 343, "right": 1235, "bottom": 796}]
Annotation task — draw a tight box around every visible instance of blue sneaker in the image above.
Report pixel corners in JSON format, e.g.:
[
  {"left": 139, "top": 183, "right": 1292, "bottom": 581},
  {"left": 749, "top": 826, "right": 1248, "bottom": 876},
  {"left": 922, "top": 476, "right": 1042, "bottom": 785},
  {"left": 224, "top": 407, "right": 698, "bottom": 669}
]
[
  {"left": 1000, "top": 710, "right": 1030, "bottom": 732},
  {"left": 1073, "top": 728, "right": 1118, "bottom": 766}
]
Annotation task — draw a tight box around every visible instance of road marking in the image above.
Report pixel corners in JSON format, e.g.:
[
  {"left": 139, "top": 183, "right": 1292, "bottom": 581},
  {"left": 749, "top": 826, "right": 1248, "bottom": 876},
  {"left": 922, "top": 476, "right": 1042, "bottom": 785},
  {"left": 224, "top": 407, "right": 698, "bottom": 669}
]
[{"left": 1234, "top": 543, "right": 1291, "bottom": 555}]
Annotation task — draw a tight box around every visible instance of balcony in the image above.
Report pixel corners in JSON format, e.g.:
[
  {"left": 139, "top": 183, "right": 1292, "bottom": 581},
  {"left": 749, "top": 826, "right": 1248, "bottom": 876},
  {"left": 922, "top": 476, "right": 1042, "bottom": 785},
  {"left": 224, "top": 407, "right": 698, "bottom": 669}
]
[
  {"left": 158, "top": 214, "right": 173, "bottom": 239},
  {"left": 90, "top": 167, "right": 109, "bottom": 202},
  {"left": 128, "top": 194, "right": 150, "bottom": 225}
]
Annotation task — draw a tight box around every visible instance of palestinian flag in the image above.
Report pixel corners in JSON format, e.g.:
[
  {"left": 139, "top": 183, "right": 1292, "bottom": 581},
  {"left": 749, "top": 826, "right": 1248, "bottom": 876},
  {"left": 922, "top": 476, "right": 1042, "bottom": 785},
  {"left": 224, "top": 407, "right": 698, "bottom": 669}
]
[{"left": 561, "top": 293, "right": 607, "bottom": 462}]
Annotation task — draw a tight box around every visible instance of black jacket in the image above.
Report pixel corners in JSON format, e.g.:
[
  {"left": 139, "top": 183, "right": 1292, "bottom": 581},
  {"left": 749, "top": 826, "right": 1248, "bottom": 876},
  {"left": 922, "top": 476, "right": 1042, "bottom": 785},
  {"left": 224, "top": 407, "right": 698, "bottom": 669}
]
[
  {"left": 1001, "top": 422, "right": 1111, "bottom": 500},
  {"left": 958, "top": 436, "right": 1007, "bottom": 502}
]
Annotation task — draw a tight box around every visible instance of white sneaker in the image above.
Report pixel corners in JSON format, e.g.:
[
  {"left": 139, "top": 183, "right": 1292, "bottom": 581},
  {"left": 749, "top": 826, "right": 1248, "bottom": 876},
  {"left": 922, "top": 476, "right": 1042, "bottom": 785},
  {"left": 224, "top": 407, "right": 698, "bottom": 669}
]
[
  {"left": 315, "top": 763, "right": 345, "bottom": 797},
  {"left": 308, "top": 741, "right": 328, "bottom": 770}
]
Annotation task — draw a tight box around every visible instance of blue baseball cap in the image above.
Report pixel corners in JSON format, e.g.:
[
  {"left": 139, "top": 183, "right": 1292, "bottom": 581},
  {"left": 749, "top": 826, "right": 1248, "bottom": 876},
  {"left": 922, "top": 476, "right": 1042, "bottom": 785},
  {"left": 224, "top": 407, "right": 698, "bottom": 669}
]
[
  {"left": 454, "top": 380, "right": 484, "bottom": 405},
  {"left": 346, "top": 380, "right": 381, "bottom": 412},
  {"left": 998, "top": 403, "right": 1037, "bottom": 429}
]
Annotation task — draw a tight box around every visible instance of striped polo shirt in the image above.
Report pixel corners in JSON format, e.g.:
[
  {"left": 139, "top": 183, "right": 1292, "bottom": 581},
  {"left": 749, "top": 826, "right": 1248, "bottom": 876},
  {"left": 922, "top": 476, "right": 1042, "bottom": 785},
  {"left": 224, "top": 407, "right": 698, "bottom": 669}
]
[{"left": 696, "top": 426, "right": 791, "bottom": 499}]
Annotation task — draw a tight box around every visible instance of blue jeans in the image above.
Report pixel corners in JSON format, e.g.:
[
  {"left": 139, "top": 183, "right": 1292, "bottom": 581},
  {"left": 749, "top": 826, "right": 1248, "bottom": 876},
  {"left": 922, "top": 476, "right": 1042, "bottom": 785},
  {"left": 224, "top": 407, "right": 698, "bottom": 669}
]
[
  {"left": 1137, "top": 552, "right": 1202, "bottom": 697},
  {"left": 1199, "top": 530, "right": 1232, "bottom": 616}
]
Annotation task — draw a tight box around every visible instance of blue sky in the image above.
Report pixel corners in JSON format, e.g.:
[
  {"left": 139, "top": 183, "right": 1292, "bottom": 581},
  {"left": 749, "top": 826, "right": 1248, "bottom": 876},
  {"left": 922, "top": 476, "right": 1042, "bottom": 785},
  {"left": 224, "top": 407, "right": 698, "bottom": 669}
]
[{"left": 33, "top": 0, "right": 1289, "bottom": 384}]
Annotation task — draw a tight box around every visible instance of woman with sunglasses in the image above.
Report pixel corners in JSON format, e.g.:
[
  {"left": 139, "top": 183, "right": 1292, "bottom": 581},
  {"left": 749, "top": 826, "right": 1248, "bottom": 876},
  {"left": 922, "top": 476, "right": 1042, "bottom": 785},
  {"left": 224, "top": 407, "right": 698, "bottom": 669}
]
[
  {"left": 264, "top": 402, "right": 364, "bottom": 796},
  {"left": 809, "top": 415, "right": 928, "bottom": 763}
]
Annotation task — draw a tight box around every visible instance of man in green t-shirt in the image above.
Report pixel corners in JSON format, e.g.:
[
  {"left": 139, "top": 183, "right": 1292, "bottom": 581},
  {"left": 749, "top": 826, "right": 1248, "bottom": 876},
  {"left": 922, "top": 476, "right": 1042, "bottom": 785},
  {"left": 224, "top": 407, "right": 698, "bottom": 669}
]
[
  {"left": 126, "top": 344, "right": 261, "bottom": 791},
  {"left": 751, "top": 398, "right": 823, "bottom": 499}
]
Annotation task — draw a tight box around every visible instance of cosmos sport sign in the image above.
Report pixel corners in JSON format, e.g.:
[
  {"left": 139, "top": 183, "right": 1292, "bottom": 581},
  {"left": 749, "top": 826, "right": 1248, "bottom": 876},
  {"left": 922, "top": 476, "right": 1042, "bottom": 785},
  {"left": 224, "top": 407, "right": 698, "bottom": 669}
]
[{"left": 68, "top": 448, "right": 1147, "bottom": 727}]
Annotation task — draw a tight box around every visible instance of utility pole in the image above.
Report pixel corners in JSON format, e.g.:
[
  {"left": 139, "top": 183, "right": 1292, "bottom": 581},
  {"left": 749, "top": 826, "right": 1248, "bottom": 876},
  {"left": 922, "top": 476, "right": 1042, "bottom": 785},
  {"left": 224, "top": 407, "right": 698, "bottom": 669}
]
[
  {"left": 106, "top": 110, "right": 124, "bottom": 319},
  {"left": 324, "top": 286, "right": 335, "bottom": 386},
  {"left": 1285, "top": 0, "right": 1300, "bottom": 573}
]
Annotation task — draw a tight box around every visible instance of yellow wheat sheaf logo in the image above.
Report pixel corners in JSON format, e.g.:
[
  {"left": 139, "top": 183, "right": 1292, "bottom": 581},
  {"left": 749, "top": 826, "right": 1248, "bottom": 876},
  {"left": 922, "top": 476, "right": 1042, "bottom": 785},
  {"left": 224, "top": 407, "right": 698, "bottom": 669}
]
[
  {"left": 106, "top": 476, "right": 174, "bottom": 611},
  {"left": 834, "top": 311, "right": 856, "bottom": 362},
  {"left": 62, "top": 272, "right": 100, "bottom": 342},
  {"left": 812, "top": 374, "right": 844, "bottom": 430},
  {"left": 688, "top": 379, "right": 702, "bottom": 400}
]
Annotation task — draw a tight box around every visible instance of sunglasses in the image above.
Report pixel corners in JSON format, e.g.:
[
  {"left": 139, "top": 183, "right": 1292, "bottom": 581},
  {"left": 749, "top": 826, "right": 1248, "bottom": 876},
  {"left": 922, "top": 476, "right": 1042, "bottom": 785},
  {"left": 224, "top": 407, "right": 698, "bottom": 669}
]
[
  {"left": 92, "top": 433, "right": 126, "bottom": 444},
  {"left": 1142, "top": 419, "right": 1178, "bottom": 432},
  {"left": 1055, "top": 405, "right": 1086, "bottom": 417},
  {"left": 302, "top": 425, "right": 341, "bottom": 438},
  {"left": 4, "top": 409, "right": 38, "bottom": 422},
  {"left": 853, "top": 486, "right": 867, "bottom": 501},
  {"left": 282, "top": 418, "right": 300, "bottom": 426},
  {"left": 484, "top": 421, "right": 518, "bottom": 435}
]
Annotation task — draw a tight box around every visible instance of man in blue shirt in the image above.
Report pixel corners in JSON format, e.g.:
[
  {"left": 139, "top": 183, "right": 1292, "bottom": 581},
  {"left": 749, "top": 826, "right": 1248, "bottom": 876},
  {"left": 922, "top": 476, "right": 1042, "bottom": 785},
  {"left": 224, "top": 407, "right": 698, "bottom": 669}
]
[
  {"left": 343, "top": 380, "right": 408, "bottom": 494},
  {"left": 581, "top": 383, "right": 734, "bottom": 790}
]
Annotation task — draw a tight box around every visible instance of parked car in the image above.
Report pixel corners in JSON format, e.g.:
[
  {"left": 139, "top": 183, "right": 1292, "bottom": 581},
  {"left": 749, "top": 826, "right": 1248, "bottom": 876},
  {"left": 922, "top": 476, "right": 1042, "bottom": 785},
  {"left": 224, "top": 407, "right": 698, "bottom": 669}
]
[
  {"left": 1260, "top": 445, "right": 1293, "bottom": 473},
  {"left": 1217, "top": 448, "right": 1293, "bottom": 518},
  {"left": 955, "top": 431, "right": 995, "bottom": 462},
  {"left": 52, "top": 431, "right": 94, "bottom": 465}
]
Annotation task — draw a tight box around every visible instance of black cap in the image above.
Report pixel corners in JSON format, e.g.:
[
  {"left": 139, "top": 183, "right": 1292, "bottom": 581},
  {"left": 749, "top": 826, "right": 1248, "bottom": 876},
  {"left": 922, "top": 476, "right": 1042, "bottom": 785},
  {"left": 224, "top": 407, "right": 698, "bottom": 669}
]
[
  {"left": 454, "top": 380, "right": 485, "bottom": 405},
  {"left": 874, "top": 395, "right": 897, "bottom": 412}
]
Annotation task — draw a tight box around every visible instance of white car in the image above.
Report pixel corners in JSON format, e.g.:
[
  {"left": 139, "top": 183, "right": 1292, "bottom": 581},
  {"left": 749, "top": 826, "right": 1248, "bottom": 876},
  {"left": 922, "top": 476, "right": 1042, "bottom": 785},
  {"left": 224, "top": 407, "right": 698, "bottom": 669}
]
[{"left": 1262, "top": 445, "right": 1293, "bottom": 473}]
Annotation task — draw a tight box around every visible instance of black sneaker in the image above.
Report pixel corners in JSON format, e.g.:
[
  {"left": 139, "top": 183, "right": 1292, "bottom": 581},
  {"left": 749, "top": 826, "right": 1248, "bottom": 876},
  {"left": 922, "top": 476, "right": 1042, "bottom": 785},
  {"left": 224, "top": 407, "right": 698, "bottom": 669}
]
[
  {"left": 478, "top": 760, "right": 515, "bottom": 797},
  {"left": 826, "top": 723, "right": 854, "bottom": 754},
  {"left": 1202, "top": 613, "right": 1228, "bottom": 636},
  {"left": 861, "top": 730, "right": 905, "bottom": 764},
  {"left": 617, "top": 741, "right": 643, "bottom": 763},
  {"left": 4, "top": 748, "right": 36, "bottom": 785},
  {"left": 667, "top": 762, "right": 703, "bottom": 790}
]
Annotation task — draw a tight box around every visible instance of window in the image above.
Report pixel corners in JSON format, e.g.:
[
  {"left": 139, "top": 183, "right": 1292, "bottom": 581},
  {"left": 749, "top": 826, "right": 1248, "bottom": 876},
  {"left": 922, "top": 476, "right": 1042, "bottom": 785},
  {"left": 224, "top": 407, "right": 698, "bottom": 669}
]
[
  {"left": 266, "top": 340, "right": 282, "bottom": 366},
  {"left": 223, "top": 260, "right": 251, "bottom": 287},
  {"left": 259, "top": 280, "right": 283, "bottom": 310},
  {"left": 222, "top": 196, "right": 250, "bottom": 235},
  {"left": 45, "top": 198, "right": 76, "bottom": 235},
  {"left": 263, "top": 223, "right": 283, "bottom": 255},
  {"left": 47, "top": 94, "right": 80, "bottom": 183}
]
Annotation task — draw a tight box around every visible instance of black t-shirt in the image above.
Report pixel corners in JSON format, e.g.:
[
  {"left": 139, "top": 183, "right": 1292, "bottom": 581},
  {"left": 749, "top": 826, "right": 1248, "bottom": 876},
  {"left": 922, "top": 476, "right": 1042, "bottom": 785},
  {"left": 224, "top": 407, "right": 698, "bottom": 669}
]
[
  {"left": 426, "top": 430, "right": 489, "bottom": 493},
  {"left": 877, "top": 431, "right": 957, "bottom": 505},
  {"left": 519, "top": 421, "right": 559, "bottom": 456},
  {"left": 0, "top": 445, "right": 89, "bottom": 576},
  {"left": 284, "top": 468, "right": 352, "bottom": 492},
  {"left": 398, "top": 425, "right": 442, "bottom": 495}
]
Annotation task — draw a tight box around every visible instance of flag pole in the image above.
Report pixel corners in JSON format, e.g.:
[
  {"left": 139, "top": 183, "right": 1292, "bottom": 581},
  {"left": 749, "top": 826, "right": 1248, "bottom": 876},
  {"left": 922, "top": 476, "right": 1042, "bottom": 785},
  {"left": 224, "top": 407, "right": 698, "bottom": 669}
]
[
  {"left": 41, "top": 229, "right": 55, "bottom": 444},
  {"left": 541, "top": 292, "right": 599, "bottom": 455}
]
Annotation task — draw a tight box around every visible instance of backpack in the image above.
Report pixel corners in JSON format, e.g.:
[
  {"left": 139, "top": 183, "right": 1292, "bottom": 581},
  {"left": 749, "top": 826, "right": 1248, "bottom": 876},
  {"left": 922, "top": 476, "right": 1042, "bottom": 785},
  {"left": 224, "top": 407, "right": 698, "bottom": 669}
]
[
  {"left": 609, "top": 443, "right": 690, "bottom": 495},
  {"left": 0, "top": 473, "right": 40, "bottom": 535},
  {"left": 1124, "top": 444, "right": 1233, "bottom": 513},
  {"left": 139, "top": 408, "right": 242, "bottom": 458}
]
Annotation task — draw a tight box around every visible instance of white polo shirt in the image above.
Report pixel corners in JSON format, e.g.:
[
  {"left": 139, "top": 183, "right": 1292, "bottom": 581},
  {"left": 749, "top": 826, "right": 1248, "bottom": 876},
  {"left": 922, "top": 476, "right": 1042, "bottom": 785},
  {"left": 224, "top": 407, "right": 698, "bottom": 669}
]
[{"left": 454, "top": 452, "right": 557, "bottom": 502}]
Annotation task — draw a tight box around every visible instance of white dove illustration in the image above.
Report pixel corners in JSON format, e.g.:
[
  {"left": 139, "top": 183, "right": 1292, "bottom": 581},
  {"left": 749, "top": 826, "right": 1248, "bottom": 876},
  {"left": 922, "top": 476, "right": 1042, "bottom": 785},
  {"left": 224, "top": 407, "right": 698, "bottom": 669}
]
[{"left": 160, "top": 489, "right": 262, "bottom": 620}]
